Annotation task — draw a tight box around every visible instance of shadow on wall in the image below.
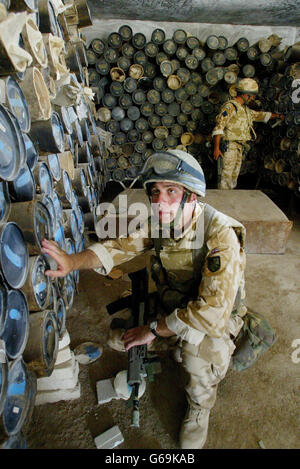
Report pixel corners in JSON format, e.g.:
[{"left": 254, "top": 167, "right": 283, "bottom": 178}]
[{"left": 88, "top": 0, "right": 300, "bottom": 27}]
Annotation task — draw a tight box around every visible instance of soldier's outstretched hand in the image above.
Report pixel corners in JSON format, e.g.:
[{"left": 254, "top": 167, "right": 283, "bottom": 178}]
[{"left": 42, "top": 239, "right": 74, "bottom": 278}]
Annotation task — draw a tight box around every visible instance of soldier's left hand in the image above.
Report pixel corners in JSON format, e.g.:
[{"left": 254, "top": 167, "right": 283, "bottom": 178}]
[
  {"left": 123, "top": 326, "right": 155, "bottom": 351},
  {"left": 213, "top": 147, "right": 224, "bottom": 161},
  {"left": 42, "top": 239, "right": 74, "bottom": 278}
]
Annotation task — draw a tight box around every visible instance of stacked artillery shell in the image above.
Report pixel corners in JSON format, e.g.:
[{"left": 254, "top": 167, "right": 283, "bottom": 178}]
[
  {"left": 237, "top": 59, "right": 300, "bottom": 199},
  {"left": 1, "top": 3, "right": 299, "bottom": 443},
  {"left": 87, "top": 25, "right": 300, "bottom": 195},
  {"left": 86, "top": 26, "right": 300, "bottom": 197},
  {"left": 0, "top": 0, "right": 110, "bottom": 446}
]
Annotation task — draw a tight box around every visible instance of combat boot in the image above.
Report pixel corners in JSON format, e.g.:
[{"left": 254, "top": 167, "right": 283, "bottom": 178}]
[{"left": 179, "top": 401, "right": 210, "bottom": 449}]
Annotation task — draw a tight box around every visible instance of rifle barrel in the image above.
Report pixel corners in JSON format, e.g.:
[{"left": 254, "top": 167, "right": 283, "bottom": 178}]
[{"left": 130, "top": 383, "right": 140, "bottom": 427}]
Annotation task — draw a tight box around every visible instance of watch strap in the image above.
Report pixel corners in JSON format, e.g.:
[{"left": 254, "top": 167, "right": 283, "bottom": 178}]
[{"left": 150, "top": 320, "right": 162, "bottom": 338}]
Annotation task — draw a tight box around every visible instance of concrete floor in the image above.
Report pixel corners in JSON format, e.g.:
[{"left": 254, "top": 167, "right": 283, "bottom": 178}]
[{"left": 25, "top": 194, "right": 300, "bottom": 450}]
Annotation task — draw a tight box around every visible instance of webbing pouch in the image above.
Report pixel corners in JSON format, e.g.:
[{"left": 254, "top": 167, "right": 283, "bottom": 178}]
[{"left": 231, "top": 309, "right": 277, "bottom": 372}]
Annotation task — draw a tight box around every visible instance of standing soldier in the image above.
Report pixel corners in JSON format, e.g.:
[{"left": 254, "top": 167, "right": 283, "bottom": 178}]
[
  {"left": 41, "top": 149, "right": 273, "bottom": 449},
  {"left": 212, "top": 78, "right": 285, "bottom": 189}
]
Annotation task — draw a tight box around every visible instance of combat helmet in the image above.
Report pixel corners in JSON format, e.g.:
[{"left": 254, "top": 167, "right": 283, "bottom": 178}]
[
  {"left": 236, "top": 78, "right": 259, "bottom": 95},
  {"left": 140, "top": 149, "right": 206, "bottom": 197}
]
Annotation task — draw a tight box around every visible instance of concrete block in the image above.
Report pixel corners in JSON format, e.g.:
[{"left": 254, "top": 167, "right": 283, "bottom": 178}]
[
  {"left": 94, "top": 425, "right": 124, "bottom": 449},
  {"left": 50, "top": 352, "right": 77, "bottom": 380},
  {"left": 203, "top": 190, "right": 293, "bottom": 254},
  {"left": 35, "top": 383, "right": 81, "bottom": 405},
  {"left": 96, "top": 378, "right": 119, "bottom": 404},
  {"left": 58, "top": 330, "right": 70, "bottom": 350},
  {"left": 55, "top": 345, "right": 72, "bottom": 366},
  {"left": 37, "top": 365, "right": 79, "bottom": 391},
  {"left": 37, "top": 353, "right": 79, "bottom": 391}
]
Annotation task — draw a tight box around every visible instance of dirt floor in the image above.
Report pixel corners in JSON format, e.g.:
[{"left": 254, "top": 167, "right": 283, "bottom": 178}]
[{"left": 25, "top": 190, "right": 300, "bottom": 450}]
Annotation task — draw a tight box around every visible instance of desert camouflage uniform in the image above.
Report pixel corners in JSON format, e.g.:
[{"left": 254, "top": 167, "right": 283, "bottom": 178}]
[
  {"left": 212, "top": 99, "right": 272, "bottom": 190},
  {"left": 88, "top": 201, "right": 247, "bottom": 410}
]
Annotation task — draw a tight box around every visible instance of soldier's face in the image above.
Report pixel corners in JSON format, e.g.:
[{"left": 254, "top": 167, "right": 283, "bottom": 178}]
[
  {"left": 150, "top": 182, "right": 196, "bottom": 225},
  {"left": 243, "top": 94, "right": 255, "bottom": 104}
]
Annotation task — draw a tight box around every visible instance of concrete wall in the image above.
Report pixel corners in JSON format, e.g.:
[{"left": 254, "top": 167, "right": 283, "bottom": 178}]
[{"left": 88, "top": 0, "right": 300, "bottom": 27}]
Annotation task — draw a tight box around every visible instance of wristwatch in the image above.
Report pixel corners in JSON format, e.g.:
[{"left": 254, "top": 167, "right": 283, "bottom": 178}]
[{"left": 149, "top": 320, "right": 162, "bottom": 338}]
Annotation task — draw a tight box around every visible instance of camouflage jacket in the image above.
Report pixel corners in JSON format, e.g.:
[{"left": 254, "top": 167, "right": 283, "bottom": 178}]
[
  {"left": 88, "top": 202, "right": 247, "bottom": 345},
  {"left": 212, "top": 99, "right": 272, "bottom": 143}
]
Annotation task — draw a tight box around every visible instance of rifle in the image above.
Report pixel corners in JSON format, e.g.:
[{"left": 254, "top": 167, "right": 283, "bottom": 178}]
[
  {"left": 205, "top": 140, "right": 224, "bottom": 186},
  {"left": 217, "top": 155, "right": 223, "bottom": 186},
  {"left": 106, "top": 267, "right": 160, "bottom": 427}
]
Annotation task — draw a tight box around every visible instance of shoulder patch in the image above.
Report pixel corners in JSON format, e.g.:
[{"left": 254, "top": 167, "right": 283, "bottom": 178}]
[
  {"left": 224, "top": 102, "right": 237, "bottom": 113},
  {"left": 207, "top": 256, "right": 221, "bottom": 272}
]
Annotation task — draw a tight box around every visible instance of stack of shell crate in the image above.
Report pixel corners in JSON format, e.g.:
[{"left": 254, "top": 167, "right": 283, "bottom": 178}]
[
  {"left": 86, "top": 26, "right": 300, "bottom": 200},
  {"left": 0, "top": 0, "right": 108, "bottom": 449}
]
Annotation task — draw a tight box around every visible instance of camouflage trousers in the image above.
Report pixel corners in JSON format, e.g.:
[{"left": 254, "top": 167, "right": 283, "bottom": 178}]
[
  {"left": 179, "top": 315, "right": 243, "bottom": 409},
  {"left": 219, "top": 141, "right": 244, "bottom": 190}
]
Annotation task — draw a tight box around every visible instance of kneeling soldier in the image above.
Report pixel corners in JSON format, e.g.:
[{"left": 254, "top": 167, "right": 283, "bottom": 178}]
[{"left": 42, "top": 149, "right": 250, "bottom": 449}]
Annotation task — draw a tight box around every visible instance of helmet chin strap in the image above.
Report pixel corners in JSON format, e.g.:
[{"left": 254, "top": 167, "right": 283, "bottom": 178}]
[
  {"left": 240, "top": 94, "right": 253, "bottom": 105},
  {"left": 159, "top": 191, "right": 189, "bottom": 232}
]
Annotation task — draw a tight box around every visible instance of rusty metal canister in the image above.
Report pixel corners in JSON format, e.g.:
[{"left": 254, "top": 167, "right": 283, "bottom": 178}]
[
  {"left": 0, "top": 104, "right": 24, "bottom": 182},
  {"left": 1, "top": 357, "right": 35, "bottom": 437},
  {"left": 0, "top": 182, "right": 11, "bottom": 224},
  {"left": 55, "top": 296, "right": 66, "bottom": 338},
  {"left": 29, "top": 112, "right": 65, "bottom": 153},
  {"left": 33, "top": 161, "right": 53, "bottom": 196},
  {"left": 151, "top": 28, "right": 165, "bottom": 45},
  {"left": 0, "top": 222, "right": 29, "bottom": 289},
  {"left": 8, "top": 200, "right": 53, "bottom": 255},
  {"left": 108, "top": 32, "right": 122, "bottom": 49},
  {"left": 0, "top": 289, "right": 29, "bottom": 360},
  {"left": 118, "top": 24, "right": 133, "bottom": 42},
  {"left": 21, "top": 255, "right": 51, "bottom": 312},
  {"left": 9, "top": 163, "right": 36, "bottom": 202},
  {"left": 23, "top": 310, "right": 58, "bottom": 377},
  {"left": 38, "top": 0, "right": 58, "bottom": 35},
  {"left": 132, "top": 32, "right": 146, "bottom": 50},
  {"left": 4, "top": 76, "right": 31, "bottom": 133}
]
